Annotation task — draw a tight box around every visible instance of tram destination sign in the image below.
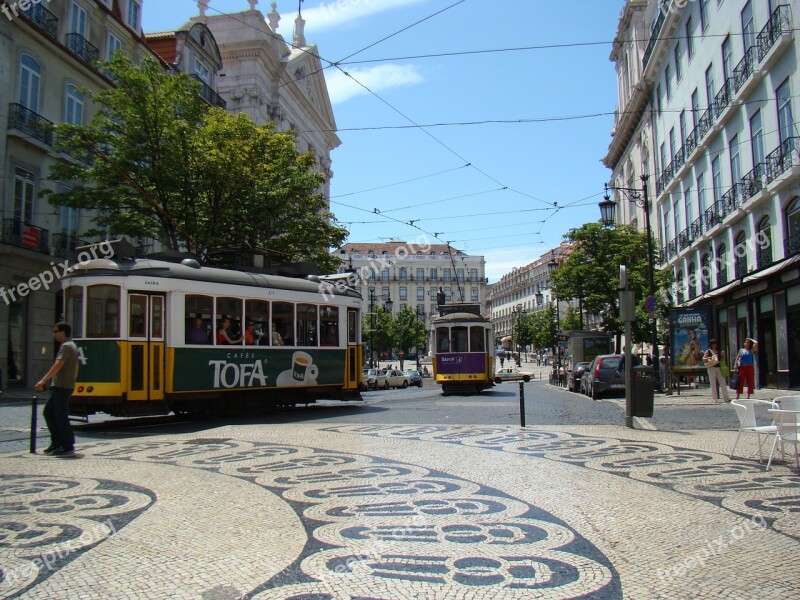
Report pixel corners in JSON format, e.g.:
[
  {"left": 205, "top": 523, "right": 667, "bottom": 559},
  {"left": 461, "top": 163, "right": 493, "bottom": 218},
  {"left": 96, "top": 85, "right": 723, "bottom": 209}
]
[{"left": 438, "top": 303, "right": 483, "bottom": 317}]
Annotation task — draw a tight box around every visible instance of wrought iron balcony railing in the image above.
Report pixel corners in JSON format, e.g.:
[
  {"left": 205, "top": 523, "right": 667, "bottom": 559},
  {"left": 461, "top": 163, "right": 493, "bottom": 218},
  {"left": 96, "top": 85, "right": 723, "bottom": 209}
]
[
  {"left": 66, "top": 33, "right": 100, "bottom": 64},
  {"left": 51, "top": 232, "right": 89, "bottom": 259},
  {"left": 22, "top": 2, "right": 58, "bottom": 39},
  {"left": 740, "top": 163, "right": 764, "bottom": 202},
  {"left": 785, "top": 231, "right": 800, "bottom": 258},
  {"left": 766, "top": 137, "right": 798, "bottom": 183},
  {"left": 8, "top": 103, "right": 53, "bottom": 145},
  {"left": 703, "top": 204, "right": 722, "bottom": 230},
  {"left": 191, "top": 75, "right": 227, "bottom": 109},
  {"left": 757, "top": 4, "right": 791, "bottom": 62},
  {"left": 642, "top": 1, "right": 668, "bottom": 70},
  {"left": 690, "top": 216, "right": 703, "bottom": 240},
  {"left": 720, "top": 184, "right": 742, "bottom": 219},
  {"left": 673, "top": 146, "right": 686, "bottom": 172},
  {"left": 684, "top": 128, "right": 698, "bottom": 157},
  {"left": 678, "top": 227, "right": 693, "bottom": 251},
  {"left": 714, "top": 78, "right": 733, "bottom": 119},
  {"left": 733, "top": 45, "right": 757, "bottom": 92},
  {"left": 2, "top": 218, "right": 50, "bottom": 255}
]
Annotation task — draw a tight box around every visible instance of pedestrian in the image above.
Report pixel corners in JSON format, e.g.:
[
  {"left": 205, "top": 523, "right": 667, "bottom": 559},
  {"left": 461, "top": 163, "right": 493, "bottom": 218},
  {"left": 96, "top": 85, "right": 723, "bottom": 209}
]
[
  {"left": 35, "top": 322, "right": 79, "bottom": 456},
  {"left": 702, "top": 339, "right": 729, "bottom": 403},
  {"left": 734, "top": 338, "right": 758, "bottom": 400}
]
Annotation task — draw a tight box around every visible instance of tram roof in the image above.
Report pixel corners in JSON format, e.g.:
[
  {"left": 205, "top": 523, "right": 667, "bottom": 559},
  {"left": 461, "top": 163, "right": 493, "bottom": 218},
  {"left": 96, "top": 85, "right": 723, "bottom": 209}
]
[
  {"left": 431, "top": 312, "right": 490, "bottom": 323},
  {"left": 66, "top": 258, "right": 362, "bottom": 299}
]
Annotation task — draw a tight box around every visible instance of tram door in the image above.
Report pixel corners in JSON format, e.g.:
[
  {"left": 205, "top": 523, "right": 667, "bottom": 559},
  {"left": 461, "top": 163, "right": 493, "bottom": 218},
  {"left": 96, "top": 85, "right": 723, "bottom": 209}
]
[{"left": 127, "top": 293, "right": 165, "bottom": 402}]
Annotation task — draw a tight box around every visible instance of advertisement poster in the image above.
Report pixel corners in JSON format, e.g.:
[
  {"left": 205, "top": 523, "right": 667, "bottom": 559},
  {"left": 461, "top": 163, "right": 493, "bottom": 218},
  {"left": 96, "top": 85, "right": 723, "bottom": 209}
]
[{"left": 669, "top": 308, "right": 711, "bottom": 371}]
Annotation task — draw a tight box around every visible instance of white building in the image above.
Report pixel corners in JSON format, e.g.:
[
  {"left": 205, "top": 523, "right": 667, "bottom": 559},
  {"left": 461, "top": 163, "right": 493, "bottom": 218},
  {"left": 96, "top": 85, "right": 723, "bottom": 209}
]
[{"left": 607, "top": 0, "right": 800, "bottom": 389}]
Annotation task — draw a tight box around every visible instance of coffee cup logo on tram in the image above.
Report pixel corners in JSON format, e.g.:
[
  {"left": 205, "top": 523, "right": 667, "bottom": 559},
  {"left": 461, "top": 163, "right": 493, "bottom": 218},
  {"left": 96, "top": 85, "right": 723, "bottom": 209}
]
[
  {"left": 61, "top": 247, "right": 364, "bottom": 417},
  {"left": 430, "top": 304, "right": 495, "bottom": 394}
]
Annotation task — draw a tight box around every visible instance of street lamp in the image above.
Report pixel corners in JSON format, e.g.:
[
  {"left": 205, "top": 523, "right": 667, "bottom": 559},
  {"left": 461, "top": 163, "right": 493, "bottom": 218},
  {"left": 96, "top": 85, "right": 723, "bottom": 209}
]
[
  {"left": 415, "top": 305, "right": 426, "bottom": 370},
  {"left": 547, "top": 255, "right": 562, "bottom": 378},
  {"left": 601, "top": 174, "right": 662, "bottom": 392},
  {"left": 367, "top": 287, "right": 393, "bottom": 367},
  {"left": 512, "top": 304, "right": 524, "bottom": 366}
]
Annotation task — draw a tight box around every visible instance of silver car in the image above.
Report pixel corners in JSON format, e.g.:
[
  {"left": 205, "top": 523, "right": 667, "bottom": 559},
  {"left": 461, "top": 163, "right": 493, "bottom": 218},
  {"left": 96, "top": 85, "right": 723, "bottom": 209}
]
[
  {"left": 384, "top": 369, "right": 411, "bottom": 388},
  {"left": 362, "top": 368, "right": 388, "bottom": 390}
]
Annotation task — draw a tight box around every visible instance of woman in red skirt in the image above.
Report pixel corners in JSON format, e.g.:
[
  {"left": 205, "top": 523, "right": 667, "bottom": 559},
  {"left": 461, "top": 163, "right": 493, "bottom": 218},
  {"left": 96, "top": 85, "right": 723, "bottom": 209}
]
[{"left": 735, "top": 338, "right": 758, "bottom": 400}]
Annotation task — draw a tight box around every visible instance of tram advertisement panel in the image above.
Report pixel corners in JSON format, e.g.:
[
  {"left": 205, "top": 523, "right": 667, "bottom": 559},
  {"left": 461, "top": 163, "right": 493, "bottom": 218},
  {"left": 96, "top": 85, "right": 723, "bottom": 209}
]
[
  {"left": 669, "top": 307, "right": 711, "bottom": 371},
  {"left": 171, "top": 348, "right": 345, "bottom": 392},
  {"left": 436, "top": 353, "right": 485, "bottom": 374},
  {"left": 73, "top": 341, "right": 122, "bottom": 383}
]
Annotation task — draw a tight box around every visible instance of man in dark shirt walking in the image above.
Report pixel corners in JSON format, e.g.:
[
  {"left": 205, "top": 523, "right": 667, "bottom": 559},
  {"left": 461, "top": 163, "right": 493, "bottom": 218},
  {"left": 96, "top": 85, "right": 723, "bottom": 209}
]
[{"left": 35, "top": 322, "right": 79, "bottom": 456}]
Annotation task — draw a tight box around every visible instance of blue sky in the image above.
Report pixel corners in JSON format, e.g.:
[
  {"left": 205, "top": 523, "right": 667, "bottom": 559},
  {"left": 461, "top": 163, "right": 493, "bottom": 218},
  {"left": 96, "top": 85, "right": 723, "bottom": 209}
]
[{"left": 143, "top": 0, "right": 624, "bottom": 281}]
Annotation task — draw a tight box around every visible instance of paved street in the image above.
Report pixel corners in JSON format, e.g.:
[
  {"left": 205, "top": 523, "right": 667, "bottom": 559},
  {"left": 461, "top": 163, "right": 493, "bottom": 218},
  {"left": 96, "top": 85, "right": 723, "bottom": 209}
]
[{"left": 1, "top": 372, "right": 799, "bottom": 599}]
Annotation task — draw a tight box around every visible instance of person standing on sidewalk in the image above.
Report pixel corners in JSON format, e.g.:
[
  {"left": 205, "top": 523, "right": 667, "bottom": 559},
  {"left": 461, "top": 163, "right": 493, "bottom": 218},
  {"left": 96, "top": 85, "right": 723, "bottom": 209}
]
[
  {"left": 734, "top": 338, "right": 758, "bottom": 400},
  {"left": 34, "top": 322, "right": 79, "bottom": 456},
  {"left": 703, "top": 339, "right": 729, "bottom": 403}
]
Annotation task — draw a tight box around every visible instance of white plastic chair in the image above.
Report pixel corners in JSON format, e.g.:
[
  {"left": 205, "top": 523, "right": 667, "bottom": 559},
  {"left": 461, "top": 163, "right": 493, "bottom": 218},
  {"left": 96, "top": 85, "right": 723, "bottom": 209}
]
[
  {"left": 729, "top": 399, "right": 777, "bottom": 462},
  {"left": 766, "top": 396, "right": 800, "bottom": 471}
]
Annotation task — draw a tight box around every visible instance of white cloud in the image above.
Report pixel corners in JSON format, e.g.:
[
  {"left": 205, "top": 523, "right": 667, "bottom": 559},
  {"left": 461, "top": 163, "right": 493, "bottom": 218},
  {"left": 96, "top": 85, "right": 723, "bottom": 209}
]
[
  {"left": 326, "top": 64, "right": 423, "bottom": 103},
  {"left": 305, "top": 0, "right": 428, "bottom": 32}
]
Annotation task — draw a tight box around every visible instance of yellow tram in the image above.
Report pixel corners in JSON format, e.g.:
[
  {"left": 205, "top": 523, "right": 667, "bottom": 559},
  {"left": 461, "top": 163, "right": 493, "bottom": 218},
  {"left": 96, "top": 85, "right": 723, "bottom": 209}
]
[{"left": 62, "top": 251, "right": 364, "bottom": 416}]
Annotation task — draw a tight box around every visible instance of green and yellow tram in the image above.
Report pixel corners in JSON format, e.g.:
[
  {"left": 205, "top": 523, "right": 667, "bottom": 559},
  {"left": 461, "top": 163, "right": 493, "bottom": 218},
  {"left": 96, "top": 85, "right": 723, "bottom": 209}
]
[{"left": 62, "top": 254, "right": 364, "bottom": 416}]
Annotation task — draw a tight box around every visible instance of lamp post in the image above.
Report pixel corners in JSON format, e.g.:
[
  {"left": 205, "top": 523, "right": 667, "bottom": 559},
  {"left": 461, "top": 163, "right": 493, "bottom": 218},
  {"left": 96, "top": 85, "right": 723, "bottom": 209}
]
[
  {"left": 512, "top": 304, "right": 524, "bottom": 367},
  {"left": 601, "top": 174, "right": 661, "bottom": 392},
  {"left": 547, "top": 255, "right": 562, "bottom": 379},
  {"left": 415, "top": 305, "right": 426, "bottom": 370},
  {"left": 367, "top": 287, "right": 393, "bottom": 368}
]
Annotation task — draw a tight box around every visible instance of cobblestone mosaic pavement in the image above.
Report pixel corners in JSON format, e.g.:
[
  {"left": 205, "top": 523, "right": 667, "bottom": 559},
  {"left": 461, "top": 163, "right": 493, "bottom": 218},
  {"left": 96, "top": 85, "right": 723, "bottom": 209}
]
[{"left": 1, "top": 423, "right": 798, "bottom": 599}]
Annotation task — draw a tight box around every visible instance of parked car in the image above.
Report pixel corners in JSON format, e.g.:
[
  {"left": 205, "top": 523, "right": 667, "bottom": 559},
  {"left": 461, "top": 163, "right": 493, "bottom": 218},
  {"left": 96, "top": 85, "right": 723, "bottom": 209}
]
[
  {"left": 494, "top": 367, "right": 533, "bottom": 383},
  {"left": 404, "top": 369, "right": 423, "bottom": 387},
  {"left": 384, "top": 369, "right": 411, "bottom": 388},
  {"left": 583, "top": 354, "right": 625, "bottom": 400},
  {"left": 569, "top": 362, "right": 591, "bottom": 393},
  {"left": 362, "top": 368, "right": 388, "bottom": 390}
]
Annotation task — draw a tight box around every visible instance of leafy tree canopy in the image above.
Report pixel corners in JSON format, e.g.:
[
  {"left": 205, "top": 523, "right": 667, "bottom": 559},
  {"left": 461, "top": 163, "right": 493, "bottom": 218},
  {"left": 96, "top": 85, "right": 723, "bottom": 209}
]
[{"left": 46, "top": 54, "right": 346, "bottom": 272}]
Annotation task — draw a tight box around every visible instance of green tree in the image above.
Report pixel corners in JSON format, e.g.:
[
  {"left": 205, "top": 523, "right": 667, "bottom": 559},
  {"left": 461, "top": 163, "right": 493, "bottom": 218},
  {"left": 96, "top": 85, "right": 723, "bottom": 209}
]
[
  {"left": 527, "top": 305, "right": 557, "bottom": 350},
  {"left": 46, "top": 54, "right": 346, "bottom": 271},
  {"left": 390, "top": 306, "right": 427, "bottom": 370},
  {"left": 362, "top": 307, "right": 395, "bottom": 365},
  {"left": 561, "top": 305, "right": 582, "bottom": 331},
  {"left": 550, "top": 222, "right": 672, "bottom": 342}
]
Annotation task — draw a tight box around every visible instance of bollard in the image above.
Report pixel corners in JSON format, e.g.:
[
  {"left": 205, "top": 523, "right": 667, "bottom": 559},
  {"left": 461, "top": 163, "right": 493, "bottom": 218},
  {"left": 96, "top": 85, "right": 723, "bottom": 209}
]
[
  {"left": 30, "top": 396, "right": 38, "bottom": 454},
  {"left": 518, "top": 381, "right": 526, "bottom": 428}
]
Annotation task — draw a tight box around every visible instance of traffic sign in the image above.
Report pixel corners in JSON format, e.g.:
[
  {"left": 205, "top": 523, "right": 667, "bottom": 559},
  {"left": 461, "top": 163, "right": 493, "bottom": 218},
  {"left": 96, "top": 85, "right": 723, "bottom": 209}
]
[{"left": 644, "top": 295, "right": 657, "bottom": 313}]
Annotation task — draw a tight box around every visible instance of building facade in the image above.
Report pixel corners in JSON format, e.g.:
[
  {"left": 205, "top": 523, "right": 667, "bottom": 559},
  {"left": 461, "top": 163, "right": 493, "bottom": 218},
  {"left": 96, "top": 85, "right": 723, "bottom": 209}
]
[
  {"left": 334, "top": 241, "right": 488, "bottom": 355},
  {"left": 607, "top": 0, "right": 800, "bottom": 389}
]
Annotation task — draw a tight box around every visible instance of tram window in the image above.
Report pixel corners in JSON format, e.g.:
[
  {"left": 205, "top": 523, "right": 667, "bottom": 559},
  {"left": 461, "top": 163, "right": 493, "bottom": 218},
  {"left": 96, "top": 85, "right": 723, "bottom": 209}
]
[
  {"left": 246, "top": 299, "right": 269, "bottom": 345},
  {"left": 185, "top": 295, "right": 212, "bottom": 344},
  {"left": 216, "top": 297, "right": 244, "bottom": 345},
  {"left": 470, "top": 326, "right": 485, "bottom": 352},
  {"left": 151, "top": 296, "right": 163, "bottom": 339},
  {"left": 65, "top": 286, "right": 84, "bottom": 338},
  {"left": 129, "top": 295, "right": 147, "bottom": 338},
  {"left": 320, "top": 306, "right": 339, "bottom": 346},
  {"left": 451, "top": 327, "right": 468, "bottom": 352},
  {"left": 436, "top": 328, "right": 450, "bottom": 352},
  {"left": 272, "top": 302, "right": 293, "bottom": 346},
  {"left": 348, "top": 309, "right": 358, "bottom": 344},
  {"left": 297, "top": 303, "right": 318, "bottom": 346},
  {"left": 87, "top": 285, "right": 120, "bottom": 338}
]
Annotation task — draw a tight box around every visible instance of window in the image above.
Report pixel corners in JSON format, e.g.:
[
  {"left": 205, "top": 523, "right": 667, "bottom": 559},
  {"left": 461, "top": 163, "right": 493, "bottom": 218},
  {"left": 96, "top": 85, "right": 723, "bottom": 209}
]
[
  {"left": 685, "top": 16, "right": 694, "bottom": 58},
  {"left": 691, "top": 89, "right": 700, "bottom": 128},
  {"left": 750, "top": 109, "right": 764, "bottom": 167},
  {"left": 60, "top": 203, "right": 79, "bottom": 237},
  {"left": 674, "top": 43, "right": 682, "bottom": 81},
  {"left": 656, "top": 84, "right": 663, "bottom": 115},
  {"left": 87, "top": 284, "right": 120, "bottom": 338},
  {"left": 215, "top": 297, "right": 243, "bottom": 345},
  {"left": 399, "top": 287, "right": 407, "bottom": 301},
  {"left": 758, "top": 217, "right": 772, "bottom": 266},
  {"left": 712, "top": 155, "right": 722, "bottom": 204},
  {"left": 684, "top": 185, "right": 694, "bottom": 228},
  {"left": 195, "top": 59, "right": 210, "bottom": 83},
  {"left": 296, "top": 303, "right": 317, "bottom": 346},
  {"left": 430, "top": 268, "right": 438, "bottom": 281},
  {"left": 721, "top": 35, "right": 733, "bottom": 81},
  {"left": 185, "top": 295, "right": 212, "bottom": 344},
  {"left": 786, "top": 198, "right": 800, "bottom": 250},
  {"left": 777, "top": 78, "right": 793, "bottom": 144},
  {"left": 669, "top": 128, "right": 676, "bottom": 160},
  {"left": 18, "top": 54, "right": 40, "bottom": 110},
  {"left": 416, "top": 268, "right": 424, "bottom": 281},
  {"left": 70, "top": 1, "right": 87, "bottom": 36},
  {"left": 436, "top": 327, "right": 450, "bottom": 353},
  {"left": 699, "top": 0, "right": 709, "bottom": 32},
  {"left": 443, "top": 268, "right": 451, "bottom": 281},
  {"left": 456, "top": 268, "right": 464, "bottom": 282},
  {"left": 471, "top": 287, "right": 478, "bottom": 301},
  {"left": 469, "top": 268, "right": 478, "bottom": 281},
  {"left": 417, "top": 287, "right": 424, "bottom": 300},
  {"left": 705, "top": 64, "right": 715, "bottom": 110},
  {"left": 741, "top": 1, "right": 755, "bottom": 51},
  {"left": 729, "top": 134, "right": 741, "bottom": 186},
  {"left": 65, "top": 84, "right": 84, "bottom": 125},
  {"left": 399, "top": 267, "right": 407, "bottom": 280},
  {"left": 679, "top": 111, "right": 687, "bottom": 146},
  {"left": 697, "top": 172, "right": 707, "bottom": 215},
  {"left": 717, "top": 244, "right": 728, "bottom": 285},
  {"left": 469, "top": 326, "right": 485, "bottom": 352},
  {"left": 107, "top": 32, "right": 123, "bottom": 60},
  {"left": 272, "top": 302, "right": 293, "bottom": 346},
  {"left": 663, "top": 206, "right": 671, "bottom": 243},
  {"left": 734, "top": 231, "right": 748, "bottom": 276},
  {"left": 65, "top": 286, "right": 84, "bottom": 338},
  {"left": 673, "top": 197, "right": 681, "bottom": 236},
  {"left": 245, "top": 299, "right": 269, "bottom": 345},
  {"left": 380, "top": 268, "right": 389, "bottom": 281},
  {"left": 665, "top": 63, "right": 672, "bottom": 100},
  {"left": 13, "top": 168, "right": 35, "bottom": 224},
  {"left": 659, "top": 142, "right": 667, "bottom": 172},
  {"left": 451, "top": 327, "right": 468, "bottom": 352},
  {"left": 129, "top": 295, "right": 147, "bottom": 338},
  {"left": 127, "top": 0, "right": 140, "bottom": 30},
  {"left": 320, "top": 306, "right": 339, "bottom": 346}
]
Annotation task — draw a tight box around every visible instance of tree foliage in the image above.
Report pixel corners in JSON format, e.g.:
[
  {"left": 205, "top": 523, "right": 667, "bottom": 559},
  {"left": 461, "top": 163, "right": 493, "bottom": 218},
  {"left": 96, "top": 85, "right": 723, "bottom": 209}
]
[
  {"left": 391, "top": 306, "right": 427, "bottom": 369},
  {"left": 525, "top": 305, "right": 558, "bottom": 350},
  {"left": 45, "top": 54, "right": 346, "bottom": 271},
  {"left": 550, "top": 223, "right": 672, "bottom": 342}
]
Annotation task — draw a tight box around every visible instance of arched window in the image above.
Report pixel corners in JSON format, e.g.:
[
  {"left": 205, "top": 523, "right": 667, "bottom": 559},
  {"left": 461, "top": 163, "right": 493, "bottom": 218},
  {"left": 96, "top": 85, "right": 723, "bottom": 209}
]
[
  {"left": 676, "top": 269, "right": 685, "bottom": 304},
  {"left": 734, "top": 231, "right": 748, "bottom": 279},
  {"left": 688, "top": 262, "right": 697, "bottom": 299},
  {"left": 787, "top": 198, "right": 800, "bottom": 257},
  {"left": 700, "top": 253, "right": 712, "bottom": 294},
  {"left": 716, "top": 243, "right": 728, "bottom": 286},
  {"left": 757, "top": 216, "right": 772, "bottom": 268}
]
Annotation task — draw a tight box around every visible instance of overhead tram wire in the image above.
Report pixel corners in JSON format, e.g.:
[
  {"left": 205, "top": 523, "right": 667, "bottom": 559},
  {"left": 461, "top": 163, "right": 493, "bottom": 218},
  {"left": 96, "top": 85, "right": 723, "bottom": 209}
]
[{"left": 330, "top": 163, "right": 470, "bottom": 199}]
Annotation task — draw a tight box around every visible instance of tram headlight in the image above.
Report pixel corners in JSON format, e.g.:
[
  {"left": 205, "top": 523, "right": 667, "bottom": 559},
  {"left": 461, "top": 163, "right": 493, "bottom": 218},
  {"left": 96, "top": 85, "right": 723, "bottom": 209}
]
[{"left": 87, "top": 386, "right": 94, "bottom": 393}]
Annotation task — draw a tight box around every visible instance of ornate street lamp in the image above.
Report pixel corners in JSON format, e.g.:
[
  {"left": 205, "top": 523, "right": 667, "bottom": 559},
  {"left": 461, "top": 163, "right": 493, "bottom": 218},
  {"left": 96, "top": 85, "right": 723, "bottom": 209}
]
[
  {"left": 601, "top": 175, "right": 661, "bottom": 392},
  {"left": 367, "top": 287, "right": 393, "bottom": 367},
  {"left": 512, "top": 303, "right": 524, "bottom": 366}
]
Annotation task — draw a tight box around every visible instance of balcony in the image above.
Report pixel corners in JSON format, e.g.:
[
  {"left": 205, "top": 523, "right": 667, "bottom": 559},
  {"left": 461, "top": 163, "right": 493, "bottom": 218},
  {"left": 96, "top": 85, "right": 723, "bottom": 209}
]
[
  {"left": 713, "top": 78, "right": 733, "bottom": 119},
  {"left": 66, "top": 33, "right": 100, "bottom": 65},
  {"left": 191, "top": 75, "right": 227, "bottom": 109},
  {"left": 677, "top": 227, "right": 693, "bottom": 252},
  {"left": 719, "top": 184, "right": 742, "bottom": 219},
  {"left": 8, "top": 103, "right": 53, "bottom": 146},
  {"left": 757, "top": 4, "right": 792, "bottom": 62},
  {"left": 672, "top": 146, "right": 686, "bottom": 173},
  {"left": 690, "top": 216, "right": 703, "bottom": 240},
  {"left": 642, "top": 3, "right": 667, "bottom": 71},
  {"left": 703, "top": 203, "right": 722, "bottom": 231},
  {"left": 732, "top": 45, "right": 757, "bottom": 93},
  {"left": 684, "top": 129, "right": 698, "bottom": 157},
  {"left": 22, "top": 2, "right": 58, "bottom": 39},
  {"left": 740, "top": 163, "right": 764, "bottom": 202},
  {"left": 766, "top": 137, "right": 799, "bottom": 184},
  {"left": 756, "top": 245, "right": 773, "bottom": 270},
  {"left": 51, "top": 232, "right": 89, "bottom": 259},
  {"left": 2, "top": 219, "right": 50, "bottom": 255}
]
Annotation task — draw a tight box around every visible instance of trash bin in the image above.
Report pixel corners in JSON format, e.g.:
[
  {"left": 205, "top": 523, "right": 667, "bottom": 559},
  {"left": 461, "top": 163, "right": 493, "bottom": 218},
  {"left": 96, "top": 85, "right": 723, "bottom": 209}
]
[{"left": 631, "top": 365, "right": 654, "bottom": 417}]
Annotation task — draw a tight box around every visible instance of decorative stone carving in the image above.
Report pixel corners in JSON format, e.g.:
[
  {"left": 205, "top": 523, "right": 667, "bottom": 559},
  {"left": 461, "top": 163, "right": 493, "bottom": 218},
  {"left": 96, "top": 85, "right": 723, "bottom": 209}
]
[
  {"left": 268, "top": 2, "right": 280, "bottom": 30},
  {"left": 198, "top": 0, "right": 209, "bottom": 17}
]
